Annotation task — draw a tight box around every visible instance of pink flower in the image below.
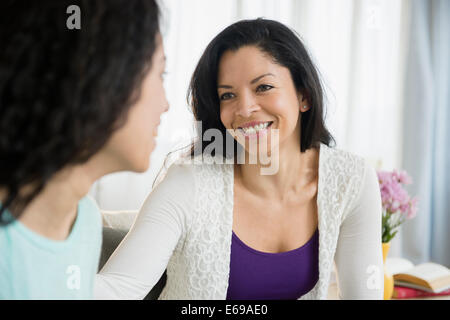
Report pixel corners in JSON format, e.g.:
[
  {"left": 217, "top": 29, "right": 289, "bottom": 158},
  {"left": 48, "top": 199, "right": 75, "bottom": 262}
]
[
  {"left": 407, "top": 197, "right": 419, "bottom": 219},
  {"left": 377, "top": 169, "right": 418, "bottom": 218},
  {"left": 378, "top": 168, "right": 418, "bottom": 243},
  {"left": 393, "top": 169, "right": 413, "bottom": 185}
]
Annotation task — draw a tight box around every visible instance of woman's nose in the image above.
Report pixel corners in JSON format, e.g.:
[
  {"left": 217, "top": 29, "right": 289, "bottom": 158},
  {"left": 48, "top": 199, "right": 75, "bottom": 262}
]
[{"left": 235, "top": 93, "right": 260, "bottom": 118}]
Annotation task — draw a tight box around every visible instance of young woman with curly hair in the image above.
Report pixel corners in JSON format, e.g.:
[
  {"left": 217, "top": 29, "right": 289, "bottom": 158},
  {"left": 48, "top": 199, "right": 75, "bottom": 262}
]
[{"left": 0, "top": 0, "right": 168, "bottom": 299}]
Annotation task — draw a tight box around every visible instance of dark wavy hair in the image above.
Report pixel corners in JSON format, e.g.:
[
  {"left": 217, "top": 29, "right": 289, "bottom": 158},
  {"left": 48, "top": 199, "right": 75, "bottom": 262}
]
[
  {"left": 0, "top": 0, "right": 161, "bottom": 223},
  {"left": 188, "top": 18, "right": 335, "bottom": 159}
]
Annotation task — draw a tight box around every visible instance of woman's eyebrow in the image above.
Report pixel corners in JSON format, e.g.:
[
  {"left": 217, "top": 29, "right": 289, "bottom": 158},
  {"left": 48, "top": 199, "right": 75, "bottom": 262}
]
[
  {"left": 250, "top": 73, "right": 275, "bottom": 84},
  {"left": 218, "top": 73, "right": 275, "bottom": 89}
]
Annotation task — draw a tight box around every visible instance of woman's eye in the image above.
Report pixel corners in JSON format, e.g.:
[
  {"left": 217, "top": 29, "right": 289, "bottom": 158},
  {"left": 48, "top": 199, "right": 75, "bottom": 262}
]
[
  {"left": 220, "top": 92, "right": 234, "bottom": 100},
  {"left": 256, "top": 84, "right": 273, "bottom": 92}
]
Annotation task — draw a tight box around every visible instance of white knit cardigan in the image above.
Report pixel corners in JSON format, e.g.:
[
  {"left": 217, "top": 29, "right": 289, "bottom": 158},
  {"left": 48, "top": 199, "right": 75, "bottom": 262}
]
[{"left": 95, "top": 143, "right": 384, "bottom": 300}]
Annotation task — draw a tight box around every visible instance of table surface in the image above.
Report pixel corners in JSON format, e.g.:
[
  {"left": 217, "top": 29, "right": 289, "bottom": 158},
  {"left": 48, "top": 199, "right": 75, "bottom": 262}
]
[{"left": 326, "top": 282, "right": 450, "bottom": 300}]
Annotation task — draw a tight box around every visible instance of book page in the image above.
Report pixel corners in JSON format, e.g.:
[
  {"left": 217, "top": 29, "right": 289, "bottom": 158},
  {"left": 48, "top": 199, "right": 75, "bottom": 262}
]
[
  {"left": 400, "top": 263, "right": 450, "bottom": 282},
  {"left": 385, "top": 257, "right": 414, "bottom": 275}
]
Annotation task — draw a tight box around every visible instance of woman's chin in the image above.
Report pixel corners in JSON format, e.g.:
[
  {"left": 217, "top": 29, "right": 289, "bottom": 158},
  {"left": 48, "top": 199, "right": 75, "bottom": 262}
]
[
  {"left": 127, "top": 152, "right": 151, "bottom": 173},
  {"left": 134, "top": 160, "right": 150, "bottom": 173}
]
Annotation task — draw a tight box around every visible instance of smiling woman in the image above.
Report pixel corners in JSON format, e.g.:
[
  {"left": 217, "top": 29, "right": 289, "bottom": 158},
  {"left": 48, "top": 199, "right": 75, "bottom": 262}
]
[
  {"left": 218, "top": 47, "right": 309, "bottom": 159},
  {"left": 189, "top": 19, "right": 334, "bottom": 162},
  {"left": 95, "top": 18, "right": 384, "bottom": 300}
]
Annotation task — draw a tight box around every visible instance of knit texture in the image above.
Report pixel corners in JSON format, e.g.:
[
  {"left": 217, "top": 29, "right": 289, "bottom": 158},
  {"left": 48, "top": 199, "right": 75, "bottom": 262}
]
[{"left": 158, "top": 143, "right": 366, "bottom": 299}]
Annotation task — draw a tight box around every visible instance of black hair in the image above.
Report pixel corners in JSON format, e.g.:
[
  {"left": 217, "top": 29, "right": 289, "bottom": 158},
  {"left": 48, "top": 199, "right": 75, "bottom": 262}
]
[
  {"left": 0, "top": 0, "right": 161, "bottom": 223},
  {"left": 188, "top": 18, "right": 335, "bottom": 159}
]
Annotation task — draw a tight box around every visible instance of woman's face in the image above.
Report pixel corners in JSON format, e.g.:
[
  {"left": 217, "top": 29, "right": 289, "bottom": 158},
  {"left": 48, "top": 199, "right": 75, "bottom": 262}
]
[
  {"left": 217, "top": 45, "right": 309, "bottom": 157},
  {"left": 101, "top": 33, "right": 169, "bottom": 173}
]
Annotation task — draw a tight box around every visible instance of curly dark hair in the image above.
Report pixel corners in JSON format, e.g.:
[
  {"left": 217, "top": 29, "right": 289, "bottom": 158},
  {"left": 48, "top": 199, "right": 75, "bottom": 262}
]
[
  {"left": 188, "top": 18, "right": 335, "bottom": 159},
  {"left": 0, "top": 0, "right": 161, "bottom": 223}
]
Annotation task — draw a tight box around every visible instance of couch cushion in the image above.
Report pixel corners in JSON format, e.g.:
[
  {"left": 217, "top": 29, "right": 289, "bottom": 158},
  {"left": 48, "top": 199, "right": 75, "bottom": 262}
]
[{"left": 102, "top": 210, "right": 138, "bottom": 231}]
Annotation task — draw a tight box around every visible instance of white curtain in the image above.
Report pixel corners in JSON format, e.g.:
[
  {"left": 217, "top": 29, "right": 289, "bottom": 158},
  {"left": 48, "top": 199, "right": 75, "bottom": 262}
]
[
  {"left": 89, "top": 0, "right": 411, "bottom": 226},
  {"left": 400, "top": 0, "right": 450, "bottom": 267}
]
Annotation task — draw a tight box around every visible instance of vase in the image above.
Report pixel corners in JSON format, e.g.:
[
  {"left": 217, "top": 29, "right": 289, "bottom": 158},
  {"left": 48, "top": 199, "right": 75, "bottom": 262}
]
[{"left": 382, "top": 242, "right": 394, "bottom": 300}]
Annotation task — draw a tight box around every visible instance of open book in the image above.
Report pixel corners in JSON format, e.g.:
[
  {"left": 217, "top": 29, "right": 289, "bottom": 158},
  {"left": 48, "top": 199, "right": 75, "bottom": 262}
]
[{"left": 385, "top": 258, "right": 450, "bottom": 293}]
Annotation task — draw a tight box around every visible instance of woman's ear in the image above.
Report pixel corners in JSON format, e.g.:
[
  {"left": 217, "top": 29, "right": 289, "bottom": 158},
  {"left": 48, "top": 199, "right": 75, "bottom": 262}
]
[{"left": 297, "top": 89, "right": 310, "bottom": 112}]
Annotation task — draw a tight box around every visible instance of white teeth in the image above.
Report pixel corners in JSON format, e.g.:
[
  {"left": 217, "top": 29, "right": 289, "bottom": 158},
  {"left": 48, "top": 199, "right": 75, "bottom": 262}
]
[{"left": 241, "top": 122, "right": 271, "bottom": 134}]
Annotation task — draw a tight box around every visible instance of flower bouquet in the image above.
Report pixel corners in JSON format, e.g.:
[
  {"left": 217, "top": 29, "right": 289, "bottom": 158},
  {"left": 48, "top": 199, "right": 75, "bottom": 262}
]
[{"left": 377, "top": 169, "right": 419, "bottom": 243}]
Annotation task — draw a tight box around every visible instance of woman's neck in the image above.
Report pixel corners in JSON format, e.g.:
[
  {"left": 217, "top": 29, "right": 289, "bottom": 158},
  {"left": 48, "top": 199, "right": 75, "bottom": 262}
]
[
  {"left": 236, "top": 142, "right": 319, "bottom": 203},
  {"left": 17, "top": 152, "right": 115, "bottom": 241},
  {"left": 18, "top": 165, "right": 95, "bottom": 240}
]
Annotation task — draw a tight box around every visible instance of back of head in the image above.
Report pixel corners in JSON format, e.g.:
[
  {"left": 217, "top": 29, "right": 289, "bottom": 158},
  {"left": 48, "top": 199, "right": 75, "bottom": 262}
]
[{"left": 0, "top": 0, "right": 160, "bottom": 221}]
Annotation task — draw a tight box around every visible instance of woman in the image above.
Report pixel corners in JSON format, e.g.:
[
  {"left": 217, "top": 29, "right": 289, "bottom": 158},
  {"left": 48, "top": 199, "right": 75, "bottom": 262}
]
[
  {"left": 96, "top": 18, "right": 383, "bottom": 300},
  {"left": 0, "top": 0, "right": 168, "bottom": 299}
]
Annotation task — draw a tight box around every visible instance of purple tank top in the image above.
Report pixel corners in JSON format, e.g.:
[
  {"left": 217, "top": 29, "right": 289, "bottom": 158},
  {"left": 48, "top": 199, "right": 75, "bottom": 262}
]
[{"left": 226, "top": 228, "right": 319, "bottom": 300}]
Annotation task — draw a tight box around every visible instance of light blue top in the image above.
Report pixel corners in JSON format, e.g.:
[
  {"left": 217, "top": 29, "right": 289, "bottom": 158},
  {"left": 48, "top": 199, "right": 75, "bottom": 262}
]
[{"left": 0, "top": 196, "right": 102, "bottom": 300}]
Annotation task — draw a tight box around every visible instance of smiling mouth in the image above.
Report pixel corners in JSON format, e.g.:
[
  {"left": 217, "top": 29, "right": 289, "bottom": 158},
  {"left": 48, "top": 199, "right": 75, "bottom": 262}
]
[{"left": 237, "top": 121, "right": 273, "bottom": 136}]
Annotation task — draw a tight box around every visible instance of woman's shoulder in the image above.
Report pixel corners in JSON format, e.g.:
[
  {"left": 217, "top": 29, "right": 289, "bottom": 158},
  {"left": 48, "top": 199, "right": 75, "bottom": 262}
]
[
  {"left": 144, "top": 153, "right": 232, "bottom": 221},
  {"left": 153, "top": 152, "right": 231, "bottom": 190},
  {"left": 320, "top": 143, "right": 368, "bottom": 178},
  {"left": 152, "top": 159, "right": 196, "bottom": 192},
  {"left": 78, "top": 195, "right": 103, "bottom": 232},
  {"left": 320, "top": 144, "right": 373, "bottom": 199},
  {"left": 321, "top": 144, "right": 379, "bottom": 216}
]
